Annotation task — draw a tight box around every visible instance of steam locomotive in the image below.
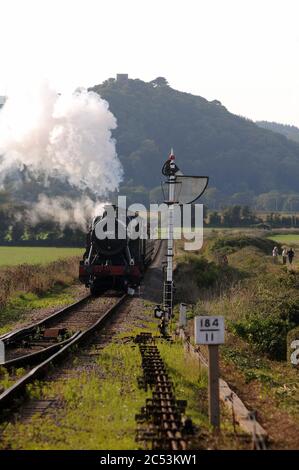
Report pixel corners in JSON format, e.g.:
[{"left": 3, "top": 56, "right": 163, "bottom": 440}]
[{"left": 79, "top": 206, "right": 155, "bottom": 295}]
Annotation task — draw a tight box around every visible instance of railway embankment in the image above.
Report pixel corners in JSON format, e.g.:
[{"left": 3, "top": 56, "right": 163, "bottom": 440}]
[
  {"left": 174, "top": 232, "right": 299, "bottom": 449},
  {"left": 0, "top": 257, "right": 83, "bottom": 336}
]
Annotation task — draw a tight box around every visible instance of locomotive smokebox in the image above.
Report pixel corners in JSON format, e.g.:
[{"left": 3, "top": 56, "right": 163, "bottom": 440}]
[
  {"left": 79, "top": 204, "right": 155, "bottom": 294},
  {"left": 93, "top": 215, "right": 128, "bottom": 256}
]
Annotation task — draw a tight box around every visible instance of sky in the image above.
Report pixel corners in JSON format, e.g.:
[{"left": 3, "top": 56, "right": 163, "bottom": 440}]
[{"left": 0, "top": 0, "right": 298, "bottom": 125}]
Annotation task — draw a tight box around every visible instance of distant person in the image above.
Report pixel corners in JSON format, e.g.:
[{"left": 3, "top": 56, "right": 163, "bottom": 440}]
[
  {"left": 222, "top": 254, "right": 228, "bottom": 266},
  {"left": 288, "top": 248, "right": 295, "bottom": 265},
  {"left": 272, "top": 246, "right": 279, "bottom": 263},
  {"left": 282, "top": 247, "right": 288, "bottom": 265},
  {"left": 218, "top": 253, "right": 228, "bottom": 266}
]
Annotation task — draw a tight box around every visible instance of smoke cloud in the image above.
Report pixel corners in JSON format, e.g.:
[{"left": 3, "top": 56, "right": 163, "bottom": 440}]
[
  {"left": 0, "top": 80, "right": 123, "bottom": 196},
  {"left": 25, "top": 194, "right": 106, "bottom": 230}
]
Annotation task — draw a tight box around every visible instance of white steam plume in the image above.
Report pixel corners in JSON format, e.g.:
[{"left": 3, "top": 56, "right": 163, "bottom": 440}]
[
  {"left": 24, "top": 194, "right": 106, "bottom": 230},
  {"left": 0, "top": 80, "right": 123, "bottom": 196}
]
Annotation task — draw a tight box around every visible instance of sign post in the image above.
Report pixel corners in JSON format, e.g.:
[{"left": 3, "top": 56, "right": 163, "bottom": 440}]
[
  {"left": 194, "top": 315, "right": 225, "bottom": 429},
  {"left": 208, "top": 344, "right": 220, "bottom": 428},
  {"left": 179, "top": 303, "right": 187, "bottom": 328}
]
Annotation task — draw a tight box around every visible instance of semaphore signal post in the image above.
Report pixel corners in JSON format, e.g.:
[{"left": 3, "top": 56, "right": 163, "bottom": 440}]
[
  {"left": 160, "top": 149, "right": 209, "bottom": 323},
  {"left": 161, "top": 149, "right": 179, "bottom": 320}
]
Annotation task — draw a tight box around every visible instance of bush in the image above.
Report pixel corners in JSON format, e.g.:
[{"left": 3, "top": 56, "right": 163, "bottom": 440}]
[
  {"left": 176, "top": 254, "right": 221, "bottom": 288},
  {"left": 287, "top": 326, "right": 299, "bottom": 366},
  {"left": 211, "top": 235, "right": 279, "bottom": 256},
  {"left": 230, "top": 271, "right": 299, "bottom": 360},
  {"left": 232, "top": 315, "right": 294, "bottom": 360}
]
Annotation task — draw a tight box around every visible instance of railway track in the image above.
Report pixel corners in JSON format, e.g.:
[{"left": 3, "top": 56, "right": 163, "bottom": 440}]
[
  {"left": 0, "top": 240, "right": 164, "bottom": 417},
  {"left": 0, "top": 292, "right": 127, "bottom": 413},
  {"left": 1, "top": 295, "right": 91, "bottom": 366}
]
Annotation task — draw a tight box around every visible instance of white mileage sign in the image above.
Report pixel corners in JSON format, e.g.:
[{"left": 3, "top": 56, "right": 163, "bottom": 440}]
[{"left": 194, "top": 316, "right": 225, "bottom": 345}]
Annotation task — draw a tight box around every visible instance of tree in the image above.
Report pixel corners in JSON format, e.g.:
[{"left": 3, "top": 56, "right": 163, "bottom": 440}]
[
  {"left": 90, "top": 76, "right": 299, "bottom": 207},
  {"left": 202, "top": 187, "right": 222, "bottom": 210},
  {"left": 241, "top": 206, "right": 256, "bottom": 225},
  {"left": 222, "top": 206, "right": 242, "bottom": 226},
  {"left": 209, "top": 211, "right": 222, "bottom": 226},
  {"left": 150, "top": 77, "right": 169, "bottom": 87},
  {"left": 230, "top": 191, "right": 255, "bottom": 206},
  {"left": 255, "top": 192, "right": 284, "bottom": 211}
]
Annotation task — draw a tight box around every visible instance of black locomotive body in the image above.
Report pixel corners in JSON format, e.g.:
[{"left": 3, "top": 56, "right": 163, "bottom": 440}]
[{"left": 79, "top": 206, "right": 155, "bottom": 294}]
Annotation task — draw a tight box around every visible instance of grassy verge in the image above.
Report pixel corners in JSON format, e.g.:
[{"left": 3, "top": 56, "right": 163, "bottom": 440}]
[
  {"left": 0, "top": 302, "right": 248, "bottom": 450},
  {"left": 0, "top": 367, "right": 26, "bottom": 394},
  {"left": 157, "top": 337, "right": 249, "bottom": 449},
  {"left": 174, "top": 232, "right": 299, "bottom": 433},
  {"left": 221, "top": 340, "right": 299, "bottom": 420},
  {"left": 0, "top": 341, "right": 150, "bottom": 450},
  {"left": 176, "top": 234, "right": 299, "bottom": 360},
  {"left": 0, "top": 256, "right": 80, "bottom": 323},
  {"left": 0, "top": 285, "right": 78, "bottom": 336}
]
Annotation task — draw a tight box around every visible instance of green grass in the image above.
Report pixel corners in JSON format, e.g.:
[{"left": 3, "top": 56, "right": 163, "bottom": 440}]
[
  {"left": 0, "top": 367, "right": 26, "bottom": 393},
  {"left": 0, "top": 302, "right": 247, "bottom": 450},
  {"left": 0, "top": 246, "right": 83, "bottom": 266},
  {"left": 267, "top": 234, "right": 299, "bottom": 245},
  {"left": 176, "top": 232, "right": 299, "bottom": 417},
  {"left": 158, "top": 341, "right": 208, "bottom": 425},
  {"left": 0, "top": 339, "right": 151, "bottom": 450},
  {"left": 222, "top": 342, "right": 299, "bottom": 419},
  {"left": 0, "top": 286, "right": 77, "bottom": 336}
]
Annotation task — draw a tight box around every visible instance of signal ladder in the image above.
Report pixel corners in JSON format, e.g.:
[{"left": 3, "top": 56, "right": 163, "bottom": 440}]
[{"left": 163, "top": 279, "right": 173, "bottom": 319}]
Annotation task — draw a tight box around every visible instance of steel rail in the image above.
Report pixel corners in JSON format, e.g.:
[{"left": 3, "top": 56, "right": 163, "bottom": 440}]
[
  {"left": 2, "top": 331, "right": 81, "bottom": 370},
  {"left": 0, "top": 294, "right": 91, "bottom": 345},
  {"left": 0, "top": 240, "right": 163, "bottom": 347},
  {"left": 0, "top": 240, "right": 162, "bottom": 412},
  {"left": 0, "top": 294, "right": 127, "bottom": 411}
]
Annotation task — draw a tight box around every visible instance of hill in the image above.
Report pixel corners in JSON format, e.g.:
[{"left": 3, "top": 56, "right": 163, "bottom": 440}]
[
  {"left": 2, "top": 76, "right": 299, "bottom": 211},
  {"left": 90, "top": 76, "right": 299, "bottom": 208},
  {"left": 256, "top": 121, "right": 299, "bottom": 144}
]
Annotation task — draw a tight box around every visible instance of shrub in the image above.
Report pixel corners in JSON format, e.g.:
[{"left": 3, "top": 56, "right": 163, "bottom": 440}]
[
  {"left": 229, "top": 271, "right": 299, "bottom": 360},
  {"left": 287, "top": 326, "right": 299, "bottom": 366},
  {"left": 232, "top": 314, "right": 295, "bottom": 360},
  {"left": 211, "top": 235, "right": 279, "bottom": 256},
  {"left": 176, "top": 254, "right": 221, "bottom": 288}
]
